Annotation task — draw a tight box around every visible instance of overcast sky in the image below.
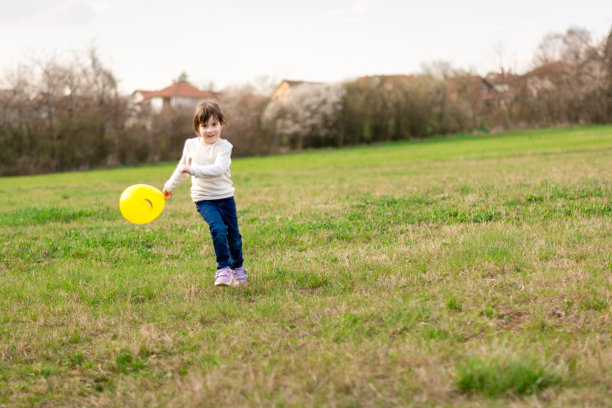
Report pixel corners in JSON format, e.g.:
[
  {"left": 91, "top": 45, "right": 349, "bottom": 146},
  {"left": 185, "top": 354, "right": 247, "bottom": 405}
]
[{"left": 1, "top": 0, "right": 610, "bottom": 94}]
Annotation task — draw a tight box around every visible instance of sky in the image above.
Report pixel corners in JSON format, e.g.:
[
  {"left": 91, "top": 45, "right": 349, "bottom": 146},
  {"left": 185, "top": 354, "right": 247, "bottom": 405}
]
[{"left": 1, "top": 0, "right": 611, "bottom": 95}]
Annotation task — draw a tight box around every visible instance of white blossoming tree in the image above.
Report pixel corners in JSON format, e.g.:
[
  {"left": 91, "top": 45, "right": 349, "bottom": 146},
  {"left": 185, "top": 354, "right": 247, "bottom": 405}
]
[{"left": 263, "top": 83, "right": 345, "bottom": 150}]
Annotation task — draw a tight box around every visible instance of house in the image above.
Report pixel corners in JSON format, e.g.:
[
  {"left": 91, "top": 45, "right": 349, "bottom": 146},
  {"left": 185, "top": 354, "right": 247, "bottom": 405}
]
[
  {"left": 522, "top": 62, "right": 573, "bottom": 97},
  {"left": 270, "top": 80, "right": 324, "bottom": 100},
  {"left": 131, "top": 80, "right": 216, "bottom": 113},
  {"left": 484, "top": 71, "right": 523, "bottom": 98},
  {"left": 445, "top": 75, "right": 495, "bottom": 107}
]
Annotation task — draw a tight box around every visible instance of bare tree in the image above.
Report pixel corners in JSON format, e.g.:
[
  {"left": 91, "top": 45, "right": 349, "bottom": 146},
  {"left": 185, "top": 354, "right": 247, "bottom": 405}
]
[
  {"left": 605, "top": 27, "right": 612, "bottom": 121},
  {"left": 530, "top": 26, "right": 609, "bottom": 124},
  {"left": 219, "top": 85, "right": 270, "bottom": 155},
  {"left": 0, "top": 46, "right": 125, "bottom": 175},
  {"left": 420, "top": 60, "right": 456, "bottom": 79}
]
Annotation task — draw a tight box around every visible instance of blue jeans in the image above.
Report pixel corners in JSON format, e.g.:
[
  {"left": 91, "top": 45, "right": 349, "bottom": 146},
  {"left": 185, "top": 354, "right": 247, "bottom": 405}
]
[{"left": 195, "top": 197, "right": 243, "bottom": 270}]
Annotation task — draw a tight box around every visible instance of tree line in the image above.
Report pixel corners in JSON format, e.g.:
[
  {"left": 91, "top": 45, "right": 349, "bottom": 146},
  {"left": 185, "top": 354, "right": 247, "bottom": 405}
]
[{"left": 1, "top": 26, "right": 610, "bottom": 176}]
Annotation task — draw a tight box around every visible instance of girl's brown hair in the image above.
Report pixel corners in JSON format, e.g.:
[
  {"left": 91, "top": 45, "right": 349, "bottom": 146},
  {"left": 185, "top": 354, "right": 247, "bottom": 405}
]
[{"left": 193, "top": 101, "right": 229, "bottom": 132}]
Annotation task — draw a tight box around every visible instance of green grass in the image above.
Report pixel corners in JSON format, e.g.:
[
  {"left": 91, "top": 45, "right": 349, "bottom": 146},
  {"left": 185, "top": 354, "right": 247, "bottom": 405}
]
[
  {"left": 0, "top": 125, "right": 611, "bottom": 407},
  {"left": 456, "top": 353, "right": 565, "bottom": 397}
]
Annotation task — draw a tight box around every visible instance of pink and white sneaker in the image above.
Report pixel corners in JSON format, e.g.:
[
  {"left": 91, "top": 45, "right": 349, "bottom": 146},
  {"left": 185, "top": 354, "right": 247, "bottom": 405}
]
[
  {"left": 214, "top": 267, "right": 233, "bottom": 286},
  {"left": 232, "top": 267, "right": 248, "bottom": 286}
]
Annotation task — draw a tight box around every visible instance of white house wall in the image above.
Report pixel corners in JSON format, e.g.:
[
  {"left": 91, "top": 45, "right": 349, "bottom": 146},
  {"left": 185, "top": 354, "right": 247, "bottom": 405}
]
[
  {"left": 150, "top": 97, "right": 164, "bottom": 112},
  {"left": 172, "top": 97, "right": 212, "bottom": 109},
  {"left": 147, "top": 96, "right": 217, "bottom": 113}
]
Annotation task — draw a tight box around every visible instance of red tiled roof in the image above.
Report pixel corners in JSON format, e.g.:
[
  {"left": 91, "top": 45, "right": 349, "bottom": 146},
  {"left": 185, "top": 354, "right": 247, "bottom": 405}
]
[
  {"left": 284, "top": 80, "right": 305, "bottom": 87},
  {"left": 524, "top": 62, "right": 573, "bottom": 78},
  {"left": 445, "top": 75, "right": 493, "bottom": 90},
  {"left": 485, "top": 72, "right": 521, "bottom": 84},
  {"left": 445, "top": 74, "right": 482, "bottom": 81},
  {"left": 145, "top": 80, "right": 216, "bottom": 99}
]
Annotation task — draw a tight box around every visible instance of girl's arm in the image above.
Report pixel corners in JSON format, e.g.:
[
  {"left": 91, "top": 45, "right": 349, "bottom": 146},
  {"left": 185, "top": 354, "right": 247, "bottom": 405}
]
[
  {"left": 190, "top": 143, "right": 232, "bottom": 178},
  {"left": 163, "top": 142, "right": 191, "bottom": 194}
]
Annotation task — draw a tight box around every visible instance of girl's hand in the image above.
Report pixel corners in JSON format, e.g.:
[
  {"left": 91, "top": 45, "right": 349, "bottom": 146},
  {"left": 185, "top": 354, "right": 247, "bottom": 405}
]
[
  {"left": 179, "top": 165, "right": 191, "bottom": 175},
  {"left": 162, "top": 189, "right": 172, "bottom": 200}
]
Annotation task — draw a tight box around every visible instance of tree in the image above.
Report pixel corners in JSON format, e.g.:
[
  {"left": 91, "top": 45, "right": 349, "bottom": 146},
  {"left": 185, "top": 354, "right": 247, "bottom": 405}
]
[
  {"left": 178, "top": 72, "right": 189, "bottom": 82},
  {"left": 263, "top": 83, "right": 344, "bottom": 151},
  {"left": 604, "top": 27, "right": 612, "bottom": 121},
  {"left": 219, "top": 85, "right": 271, "bottom": 155},
  {"left": 530, "top": 26, "right": 609, "bottom": 124},
  {"left": 420, "top": 60, "right": 457, "bottom": 79},
  {"left": 0, "top": 46, "right": 125, "bottom": 175}
]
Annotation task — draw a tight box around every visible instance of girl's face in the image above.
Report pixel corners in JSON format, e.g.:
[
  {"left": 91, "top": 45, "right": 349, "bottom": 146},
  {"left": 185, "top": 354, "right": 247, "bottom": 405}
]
[{"left": 198, "top": 117, "right": 222, "bottom": 145}]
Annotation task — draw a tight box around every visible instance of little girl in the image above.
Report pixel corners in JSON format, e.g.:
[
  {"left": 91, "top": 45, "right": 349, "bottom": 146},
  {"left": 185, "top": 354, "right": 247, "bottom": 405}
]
[{"left": 162, "top": 101, "right": 247, "bottom": 287}]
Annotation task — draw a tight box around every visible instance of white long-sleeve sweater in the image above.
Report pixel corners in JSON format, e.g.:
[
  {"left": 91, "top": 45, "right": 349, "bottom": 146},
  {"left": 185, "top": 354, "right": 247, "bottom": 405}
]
[{"left": 164, "top": 138, "right": 235, "bottom": 201}]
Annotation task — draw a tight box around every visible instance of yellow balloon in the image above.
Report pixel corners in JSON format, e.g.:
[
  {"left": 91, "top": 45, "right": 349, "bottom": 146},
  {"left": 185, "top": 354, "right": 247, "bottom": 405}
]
[{"left": 119, "top": 184, "right": 165, "bottom": 224}]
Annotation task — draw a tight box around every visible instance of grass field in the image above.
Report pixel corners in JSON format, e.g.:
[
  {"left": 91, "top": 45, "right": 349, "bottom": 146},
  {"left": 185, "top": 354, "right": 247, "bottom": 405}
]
[{"left": 1, "top": 125, "right": 611, "bottom": 407}]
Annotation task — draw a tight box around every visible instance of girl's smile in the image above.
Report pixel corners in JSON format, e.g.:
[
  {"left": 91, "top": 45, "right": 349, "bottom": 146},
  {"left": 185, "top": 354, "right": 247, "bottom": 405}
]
[{"left": 199, "top": 119, "right": 221, "bottom": 144}]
